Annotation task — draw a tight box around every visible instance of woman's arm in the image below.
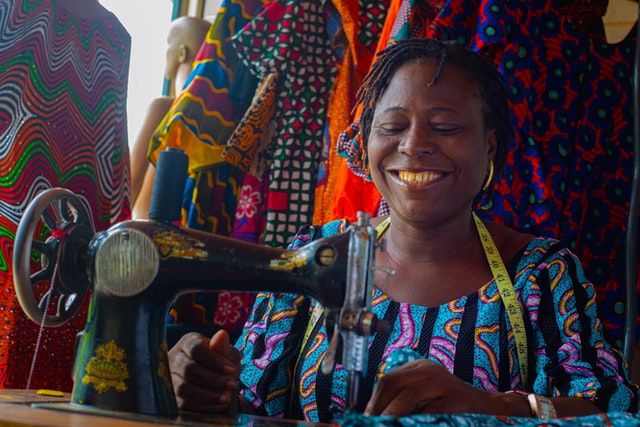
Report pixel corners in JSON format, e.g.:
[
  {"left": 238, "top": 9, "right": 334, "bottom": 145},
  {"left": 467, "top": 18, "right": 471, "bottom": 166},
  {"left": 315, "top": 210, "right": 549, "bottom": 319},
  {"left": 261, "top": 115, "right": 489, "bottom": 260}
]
[{"left": 523, "top": 241, "right": 638, "bottom": 414}]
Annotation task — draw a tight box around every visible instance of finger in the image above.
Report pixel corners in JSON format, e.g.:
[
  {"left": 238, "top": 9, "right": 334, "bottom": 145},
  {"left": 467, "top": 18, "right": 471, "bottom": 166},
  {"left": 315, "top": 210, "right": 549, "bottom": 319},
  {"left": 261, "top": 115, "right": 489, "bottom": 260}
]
[
  {"left": 209, "top": 329, "right": 242, "bottom": 367},
  {"left": 172, "top": 332, "right": 211, "bottom": 365},
  {"left": 171, "top": 341, "right": 238, "bottom": 390},
  {"left": 365, "top": 360, "right": 418, "bottom": 414},
  {"left": 208, "top": 330, "right": 241, "bottom": 375},
  {"left": 364, "top": 374, "right": 403, "bottom": 416},
  {"left": 208, "top": 328, "right": 231, "bottom": 350},
  {"left": 365, "top": 360, "right": 438, "bottom": 416},
  {"left": 168, "top": 333, "right": 207, "bottom": 378},
  {"left": 178, "top": 331, "right": 233, "bottom": 375},
  {"left": 172, "top": 372, "right": 236, "bottom": 413},
  {"left": 170, "top": 332, "right": 209, "bottom": 356},
  {"left": 379, "top": 388, "right": 427, "bottom": 417}
]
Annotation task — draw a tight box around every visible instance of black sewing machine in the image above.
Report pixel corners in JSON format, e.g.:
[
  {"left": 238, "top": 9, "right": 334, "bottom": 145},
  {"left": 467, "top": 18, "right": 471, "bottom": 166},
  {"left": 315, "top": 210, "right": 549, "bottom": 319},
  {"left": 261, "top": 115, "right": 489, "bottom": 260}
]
[{"left": 11, "top": 149, "right": 386, "bottom": 420}]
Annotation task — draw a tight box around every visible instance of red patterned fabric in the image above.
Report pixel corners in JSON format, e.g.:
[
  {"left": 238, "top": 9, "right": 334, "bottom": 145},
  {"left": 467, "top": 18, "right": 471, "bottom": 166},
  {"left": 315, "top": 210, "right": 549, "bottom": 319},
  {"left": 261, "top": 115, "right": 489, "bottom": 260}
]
[
  {"left": 232, "top": 0, "right": 338, "bottom": 247},
  {"left": 0, "top": 0, "right": 130, "bottom": 391}
]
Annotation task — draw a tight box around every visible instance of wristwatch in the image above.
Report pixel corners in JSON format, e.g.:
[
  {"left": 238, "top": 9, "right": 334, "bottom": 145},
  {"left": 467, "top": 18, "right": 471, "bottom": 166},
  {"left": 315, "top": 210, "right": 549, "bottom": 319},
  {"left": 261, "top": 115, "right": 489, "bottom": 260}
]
[{"left": 506, "top": 390, "right": 557, "bottom": 419}]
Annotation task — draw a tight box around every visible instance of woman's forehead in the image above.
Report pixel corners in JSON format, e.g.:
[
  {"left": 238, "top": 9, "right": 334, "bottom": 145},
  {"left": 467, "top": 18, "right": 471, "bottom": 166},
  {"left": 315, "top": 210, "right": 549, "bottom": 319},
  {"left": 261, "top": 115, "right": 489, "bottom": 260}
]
[{"left": 385, "top": 60, "right": 478, "bottom": 97}]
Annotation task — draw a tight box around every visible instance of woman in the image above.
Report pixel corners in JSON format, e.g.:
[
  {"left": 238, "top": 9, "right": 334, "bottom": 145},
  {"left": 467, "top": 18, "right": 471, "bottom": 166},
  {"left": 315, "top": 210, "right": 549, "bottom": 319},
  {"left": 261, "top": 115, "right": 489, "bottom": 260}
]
[{"left": 168, "top": 38, "right": 638, "bottom": 422}]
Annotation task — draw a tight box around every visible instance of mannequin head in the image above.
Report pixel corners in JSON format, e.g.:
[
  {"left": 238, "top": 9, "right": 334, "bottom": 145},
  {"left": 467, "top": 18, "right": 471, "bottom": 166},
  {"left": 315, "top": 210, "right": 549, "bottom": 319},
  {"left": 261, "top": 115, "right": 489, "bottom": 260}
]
[{"left": 164, "top": 16, "right": 211, "bottom": 92}]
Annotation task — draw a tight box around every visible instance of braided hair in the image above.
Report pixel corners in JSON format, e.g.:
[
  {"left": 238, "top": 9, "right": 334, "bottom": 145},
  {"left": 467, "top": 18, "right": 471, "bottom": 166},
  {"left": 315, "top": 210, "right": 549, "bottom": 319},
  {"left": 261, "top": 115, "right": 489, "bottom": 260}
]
[{"left": 355, "top": 38, "right": 513, "bottom": 199}]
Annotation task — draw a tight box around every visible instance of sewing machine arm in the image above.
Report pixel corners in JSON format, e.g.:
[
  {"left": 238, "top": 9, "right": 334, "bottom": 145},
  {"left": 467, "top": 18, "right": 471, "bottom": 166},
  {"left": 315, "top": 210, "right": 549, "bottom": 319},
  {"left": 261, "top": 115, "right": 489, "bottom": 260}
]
[{"left": 13, "top": 188, "right": 382, "bottom": 417}]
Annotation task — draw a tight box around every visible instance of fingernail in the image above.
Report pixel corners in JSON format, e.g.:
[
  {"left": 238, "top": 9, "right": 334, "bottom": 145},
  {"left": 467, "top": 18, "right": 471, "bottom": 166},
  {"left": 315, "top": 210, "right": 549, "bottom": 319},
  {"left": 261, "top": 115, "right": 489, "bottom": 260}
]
[
  {"left": 219, "top": 392, "right": 230, "bottom": 404},
  {"left": 223, "top": 364, "right": 236, "bottom": 374},
  {"left": 226, "top": 379, "right": 238, "bottom": 390}
]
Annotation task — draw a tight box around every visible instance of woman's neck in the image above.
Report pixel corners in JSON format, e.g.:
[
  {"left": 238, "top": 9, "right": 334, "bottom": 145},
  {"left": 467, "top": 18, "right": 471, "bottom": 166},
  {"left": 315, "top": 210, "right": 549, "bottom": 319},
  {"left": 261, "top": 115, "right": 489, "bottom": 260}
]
[
  {"left": 374, "top": 212, "right": 494, "bottom": 307},
  {"left": 382, "top": 213, "right": 479, "bottom": 264}
]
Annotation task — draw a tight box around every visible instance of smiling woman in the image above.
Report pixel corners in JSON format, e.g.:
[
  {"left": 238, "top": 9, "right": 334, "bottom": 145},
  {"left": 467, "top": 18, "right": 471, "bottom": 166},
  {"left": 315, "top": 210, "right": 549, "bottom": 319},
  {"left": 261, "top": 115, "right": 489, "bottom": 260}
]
[{"left": 167, "top": 38, "right": 639, "bottom": 424}]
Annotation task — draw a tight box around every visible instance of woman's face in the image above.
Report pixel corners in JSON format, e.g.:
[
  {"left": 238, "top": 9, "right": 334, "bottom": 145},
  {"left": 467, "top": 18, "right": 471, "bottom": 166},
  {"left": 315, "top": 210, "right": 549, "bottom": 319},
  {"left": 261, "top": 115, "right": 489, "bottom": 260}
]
[{"left": 367, "top": 60, "right": 496, "bottom": 226}]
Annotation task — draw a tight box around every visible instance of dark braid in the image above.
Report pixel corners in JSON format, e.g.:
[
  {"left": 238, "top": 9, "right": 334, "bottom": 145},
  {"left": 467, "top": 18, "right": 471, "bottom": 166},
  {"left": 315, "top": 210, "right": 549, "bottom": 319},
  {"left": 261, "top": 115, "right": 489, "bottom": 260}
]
[{"left": 355, "top": 38, "right": 514, "bottom": 194}]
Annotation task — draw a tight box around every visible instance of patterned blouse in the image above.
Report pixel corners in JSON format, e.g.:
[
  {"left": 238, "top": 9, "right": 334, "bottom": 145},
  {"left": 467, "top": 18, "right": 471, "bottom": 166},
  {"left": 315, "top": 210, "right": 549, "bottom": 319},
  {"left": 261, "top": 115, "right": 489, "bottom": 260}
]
[{"left": 236, "top": 219, "right": 638, "bottom": 423}]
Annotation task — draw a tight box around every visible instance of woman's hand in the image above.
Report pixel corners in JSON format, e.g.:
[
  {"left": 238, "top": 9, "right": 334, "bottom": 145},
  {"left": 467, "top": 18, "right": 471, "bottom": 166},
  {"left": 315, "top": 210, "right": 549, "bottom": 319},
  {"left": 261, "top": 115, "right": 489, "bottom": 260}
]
[
  {"left": 364, "top": 358, "right": 500, "bottom": 417},
  {"left": 168, "top": 330, "right": 241, "bottom": 414}
]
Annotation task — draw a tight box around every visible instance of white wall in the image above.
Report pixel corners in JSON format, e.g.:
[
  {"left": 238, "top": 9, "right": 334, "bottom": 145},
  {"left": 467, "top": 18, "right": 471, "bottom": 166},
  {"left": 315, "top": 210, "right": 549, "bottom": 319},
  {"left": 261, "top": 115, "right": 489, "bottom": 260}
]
[{"left": 99, "top": 0, "right": 173, "bottom": 148}]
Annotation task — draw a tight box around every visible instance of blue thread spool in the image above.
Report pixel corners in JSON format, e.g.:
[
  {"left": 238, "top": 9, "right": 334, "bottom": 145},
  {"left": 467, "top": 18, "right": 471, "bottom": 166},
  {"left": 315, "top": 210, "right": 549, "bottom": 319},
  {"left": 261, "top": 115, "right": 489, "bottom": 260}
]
[{"left": 148, "top": 148, "right": 188, "bottom": 222}]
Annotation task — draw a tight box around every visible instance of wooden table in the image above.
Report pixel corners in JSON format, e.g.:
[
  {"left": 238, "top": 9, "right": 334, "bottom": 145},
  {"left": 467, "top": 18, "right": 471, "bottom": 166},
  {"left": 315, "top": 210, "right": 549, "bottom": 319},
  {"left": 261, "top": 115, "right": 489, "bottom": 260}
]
[{"left": 0, "top": 390, "right": 321, "bottom": 427}]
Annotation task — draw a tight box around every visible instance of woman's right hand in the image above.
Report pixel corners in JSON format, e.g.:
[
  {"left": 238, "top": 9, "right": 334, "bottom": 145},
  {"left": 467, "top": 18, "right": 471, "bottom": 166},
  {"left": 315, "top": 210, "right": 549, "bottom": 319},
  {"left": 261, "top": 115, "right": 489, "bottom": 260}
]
[{"left": 168, "top": 329, "right": 241, "bottom": 414}]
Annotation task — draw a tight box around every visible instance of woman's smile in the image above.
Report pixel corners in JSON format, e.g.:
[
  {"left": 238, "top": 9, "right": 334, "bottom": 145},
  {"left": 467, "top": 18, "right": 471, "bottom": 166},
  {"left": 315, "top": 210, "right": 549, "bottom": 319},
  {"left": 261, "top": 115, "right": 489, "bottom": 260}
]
[{"left": 389, "top": 169, "right": 448, "bottom": 190}]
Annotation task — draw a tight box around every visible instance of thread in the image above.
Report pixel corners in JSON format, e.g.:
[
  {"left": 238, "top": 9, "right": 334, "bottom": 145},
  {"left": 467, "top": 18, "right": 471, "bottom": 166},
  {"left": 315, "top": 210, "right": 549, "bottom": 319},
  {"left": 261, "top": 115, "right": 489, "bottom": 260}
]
[
  {"left": 149, "top": 148, "right": 188, "bottom": 222},
  {"left": 24, "top": 232, "right": 64, "bottom": 403}
]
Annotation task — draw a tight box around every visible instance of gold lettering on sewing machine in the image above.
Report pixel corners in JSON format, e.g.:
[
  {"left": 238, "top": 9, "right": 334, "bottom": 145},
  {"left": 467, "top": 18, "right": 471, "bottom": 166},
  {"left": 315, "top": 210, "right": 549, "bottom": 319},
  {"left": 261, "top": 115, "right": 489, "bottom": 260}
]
[
  {"left": 82, "top": 340, "right": 129, "bottom": 394},
  {"left": 153, "top": 230, "right": 208, "bottom": 261},
  {"left": 157, "top": 346, "right": 172, "bottom": 389},
  {"left": 269, "top": 250, "right": 309, "bottom": 271}
]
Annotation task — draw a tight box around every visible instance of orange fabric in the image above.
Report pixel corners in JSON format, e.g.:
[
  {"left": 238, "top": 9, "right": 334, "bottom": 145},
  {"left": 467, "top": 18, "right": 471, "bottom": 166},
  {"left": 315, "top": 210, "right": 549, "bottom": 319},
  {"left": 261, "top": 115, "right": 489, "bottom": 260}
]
[
  {"left": 375, "top": 0, "right": 402, "bottom": 53},
  {"left": 313, "top": 55, "right": 355, "bottom": 224},
  {"left": 328, "top": 0, "right": 405, "bottom": 221},
  {"left": 331, "top": 160, "right": 381, "bottom": 223},
  {"left": 313, "top": 1, "right": 359, "bottom": 225}
]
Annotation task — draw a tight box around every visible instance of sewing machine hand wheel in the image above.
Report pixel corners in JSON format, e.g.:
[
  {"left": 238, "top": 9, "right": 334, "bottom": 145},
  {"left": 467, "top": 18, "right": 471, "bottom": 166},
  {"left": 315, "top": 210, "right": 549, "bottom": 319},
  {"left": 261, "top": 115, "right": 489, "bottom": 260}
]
[{"left": 13, "top": 188, "right": 95, "bottom": 327}]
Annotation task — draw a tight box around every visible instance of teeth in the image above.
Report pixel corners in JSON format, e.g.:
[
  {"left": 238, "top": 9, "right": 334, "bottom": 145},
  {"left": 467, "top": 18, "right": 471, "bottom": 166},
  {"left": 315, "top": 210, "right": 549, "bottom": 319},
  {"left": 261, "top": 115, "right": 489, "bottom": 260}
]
[{"left": 397, "top": 171, "right": 441, "bottom": 184}]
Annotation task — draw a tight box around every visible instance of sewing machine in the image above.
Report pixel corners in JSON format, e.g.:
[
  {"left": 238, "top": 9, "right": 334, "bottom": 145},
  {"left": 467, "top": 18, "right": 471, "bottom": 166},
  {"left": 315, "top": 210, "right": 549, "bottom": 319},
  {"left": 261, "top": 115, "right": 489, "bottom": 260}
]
[{"left": 11, "top": 149, "right": 385, "bottom": 420}]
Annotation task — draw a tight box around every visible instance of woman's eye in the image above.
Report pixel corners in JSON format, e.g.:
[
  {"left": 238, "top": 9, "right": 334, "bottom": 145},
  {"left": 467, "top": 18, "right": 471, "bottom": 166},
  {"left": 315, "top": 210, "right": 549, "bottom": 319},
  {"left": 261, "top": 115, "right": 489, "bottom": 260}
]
[
  {"left": 375, "top": 124, "right": 405, "bottom": 134},
  {"left": 432, "top": 124, "right": 462, "bottom": 134}
]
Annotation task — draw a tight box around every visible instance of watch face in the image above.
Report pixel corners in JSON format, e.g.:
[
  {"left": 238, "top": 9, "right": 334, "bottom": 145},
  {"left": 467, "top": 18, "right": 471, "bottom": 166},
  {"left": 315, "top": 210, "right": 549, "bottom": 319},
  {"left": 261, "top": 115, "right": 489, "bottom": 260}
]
[{"left": 537, "top": 396, "right": 557, "bottom": 419}]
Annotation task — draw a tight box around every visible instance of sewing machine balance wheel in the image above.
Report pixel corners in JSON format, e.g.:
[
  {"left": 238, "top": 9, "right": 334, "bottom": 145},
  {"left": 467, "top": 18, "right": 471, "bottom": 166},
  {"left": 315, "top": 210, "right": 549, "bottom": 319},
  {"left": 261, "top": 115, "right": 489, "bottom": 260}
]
[{"left": 13, "top": 187, "right": 95, "bottom": 327}]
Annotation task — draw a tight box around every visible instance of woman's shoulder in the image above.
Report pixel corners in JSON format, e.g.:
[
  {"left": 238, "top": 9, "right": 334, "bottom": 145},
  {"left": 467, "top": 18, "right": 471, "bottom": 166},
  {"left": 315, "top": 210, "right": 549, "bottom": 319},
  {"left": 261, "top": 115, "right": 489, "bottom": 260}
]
[
  {"left": 504, "top": 229, "right": 581, "bottom": 281},
  {"left": 485, "top": 221, "right": 565, "bottom": 264}
]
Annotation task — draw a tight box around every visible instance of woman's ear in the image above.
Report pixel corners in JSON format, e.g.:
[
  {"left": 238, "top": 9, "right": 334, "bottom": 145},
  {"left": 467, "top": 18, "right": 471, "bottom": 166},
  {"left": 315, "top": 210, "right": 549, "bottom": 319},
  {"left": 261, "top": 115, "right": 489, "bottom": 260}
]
[{"left": 178, "top": 45, "right": 187, "bottom": 64}]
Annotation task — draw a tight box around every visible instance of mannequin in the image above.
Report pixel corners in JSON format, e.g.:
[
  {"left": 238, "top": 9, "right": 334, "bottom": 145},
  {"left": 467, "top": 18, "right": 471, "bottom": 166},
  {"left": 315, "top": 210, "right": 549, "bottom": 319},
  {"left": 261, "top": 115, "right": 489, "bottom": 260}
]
[
  {"left": 130, "top": 16, "right": 211, "bottom": 217},
  {"left": 164, "top": 16, "right": 212, "bottom": 93}
]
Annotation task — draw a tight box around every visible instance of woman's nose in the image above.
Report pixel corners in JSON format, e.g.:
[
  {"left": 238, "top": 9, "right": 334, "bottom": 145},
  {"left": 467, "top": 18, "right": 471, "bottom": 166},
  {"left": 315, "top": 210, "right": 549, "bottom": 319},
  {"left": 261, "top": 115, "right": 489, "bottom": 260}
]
[{"left": 398, "top": 126, "right": 436, "bottom": 157}]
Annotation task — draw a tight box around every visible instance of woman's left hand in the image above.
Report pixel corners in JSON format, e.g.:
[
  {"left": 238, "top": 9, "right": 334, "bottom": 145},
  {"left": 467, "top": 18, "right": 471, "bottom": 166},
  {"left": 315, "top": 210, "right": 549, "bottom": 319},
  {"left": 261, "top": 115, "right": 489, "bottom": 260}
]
[{"left": 364, "top": 358, "right": 497, "bottom": 417}]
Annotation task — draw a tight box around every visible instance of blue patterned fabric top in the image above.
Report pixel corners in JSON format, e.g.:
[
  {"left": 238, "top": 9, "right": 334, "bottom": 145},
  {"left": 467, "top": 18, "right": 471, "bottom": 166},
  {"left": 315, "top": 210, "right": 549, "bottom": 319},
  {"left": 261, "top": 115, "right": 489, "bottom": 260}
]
[{"left": 235, "top": 219, "right": 638, "bottom": 423}]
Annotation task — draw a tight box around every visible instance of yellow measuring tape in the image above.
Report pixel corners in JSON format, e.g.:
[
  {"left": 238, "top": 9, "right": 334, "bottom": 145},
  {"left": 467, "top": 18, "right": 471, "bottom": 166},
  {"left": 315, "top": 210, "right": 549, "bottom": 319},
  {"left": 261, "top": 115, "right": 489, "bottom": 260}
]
[
  {"left": 377, "top": 214, "right": 528, "bottom": 387},
  {"left": 296, "top": 214, "right": 528, "bottom": 402},
  {"left": 473, "top": 212, "right": 529, "bottom": 389}
]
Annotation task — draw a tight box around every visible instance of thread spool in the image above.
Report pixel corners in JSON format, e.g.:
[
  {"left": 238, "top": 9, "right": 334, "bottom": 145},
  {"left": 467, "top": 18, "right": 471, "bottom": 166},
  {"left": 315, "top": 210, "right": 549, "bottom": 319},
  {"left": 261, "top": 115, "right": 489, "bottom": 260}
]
[{"left": 148, "top": 148, "right": 188, "bottom": 222}]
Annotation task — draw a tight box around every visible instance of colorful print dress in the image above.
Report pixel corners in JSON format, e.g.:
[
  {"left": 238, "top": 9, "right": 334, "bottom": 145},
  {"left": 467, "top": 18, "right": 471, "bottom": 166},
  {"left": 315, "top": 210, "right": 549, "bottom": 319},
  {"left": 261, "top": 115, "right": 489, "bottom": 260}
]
[
  {"left": 236, "top": 219, "right": 638, "bottom": 423},
  {"left": 0, "top": 0, "right": 130, "bottom": 390}
]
